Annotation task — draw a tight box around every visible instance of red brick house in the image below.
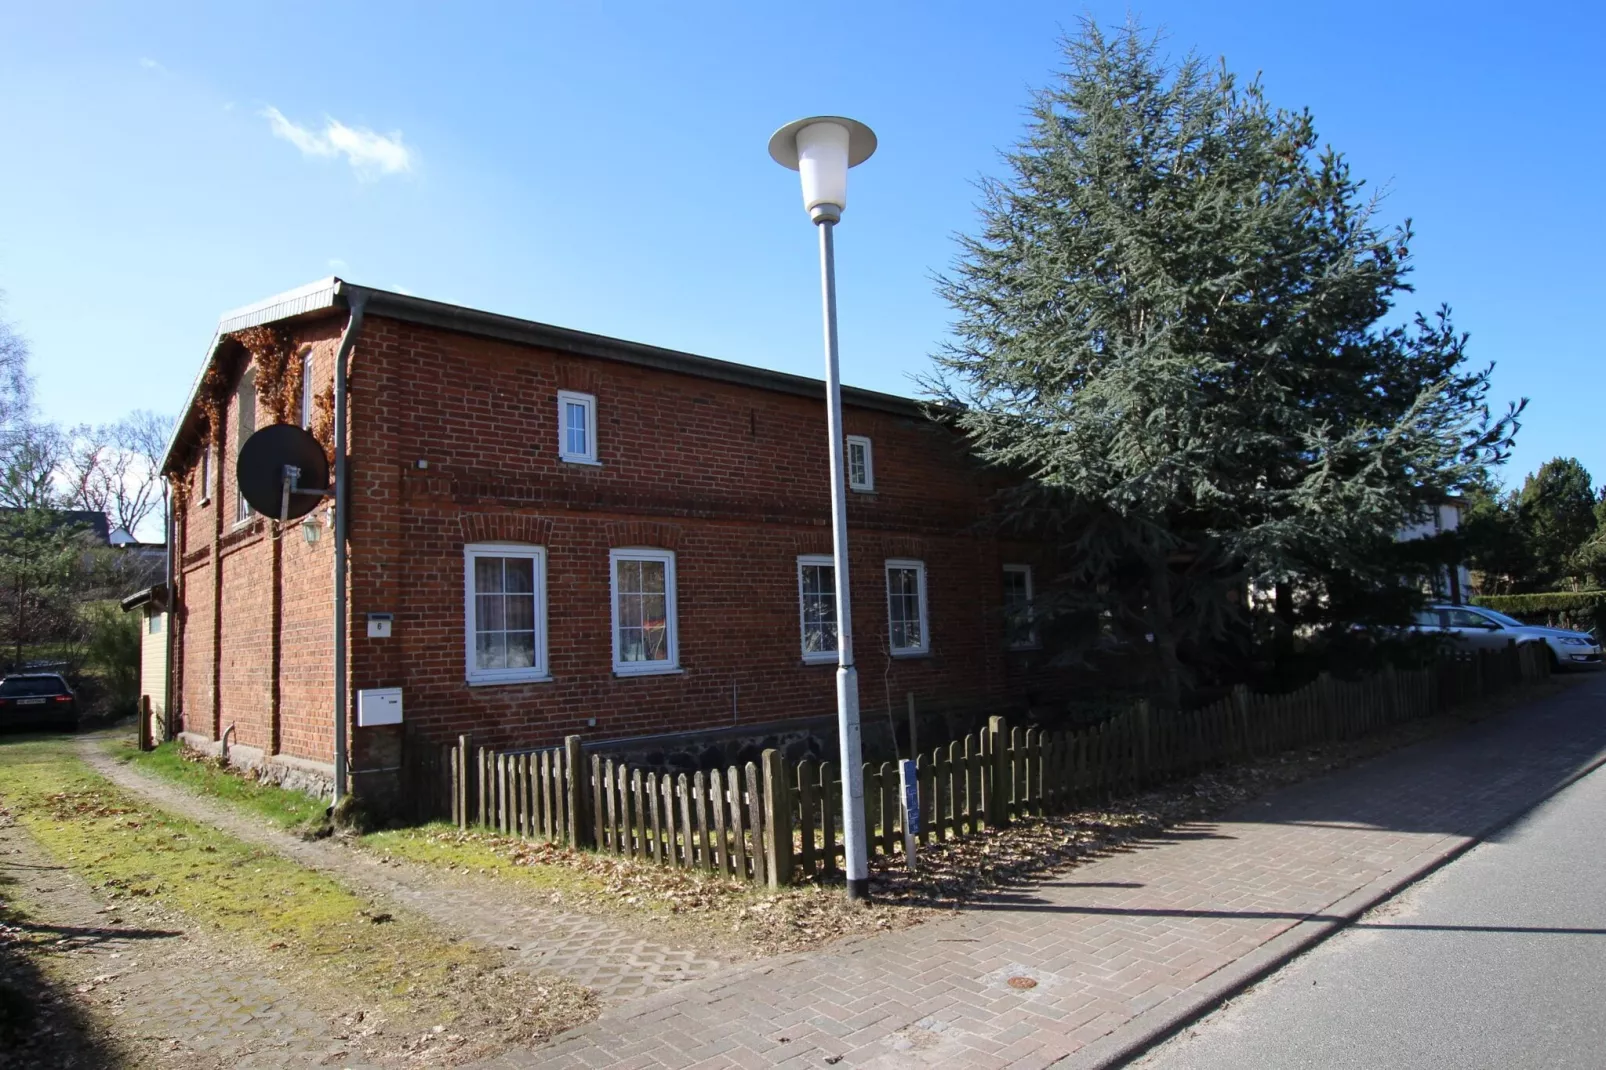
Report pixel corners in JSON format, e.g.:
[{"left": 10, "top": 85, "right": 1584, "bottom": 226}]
[{"left": 162, "top": 278, "right": 1055, "bottom": 803}]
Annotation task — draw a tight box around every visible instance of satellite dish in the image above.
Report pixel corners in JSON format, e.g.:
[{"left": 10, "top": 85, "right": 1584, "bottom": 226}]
[{"left": 236, "top": 424, "right": 330, "bottom": 521}]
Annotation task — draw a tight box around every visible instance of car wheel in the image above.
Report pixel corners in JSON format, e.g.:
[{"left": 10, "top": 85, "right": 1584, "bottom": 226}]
[{"left": 1546, "top": 646, "right": 1561, "bottom": 673}]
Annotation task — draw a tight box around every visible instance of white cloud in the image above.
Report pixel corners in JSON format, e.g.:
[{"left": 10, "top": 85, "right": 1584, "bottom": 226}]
[
  {"left": 139, "top": 57, "right": 169, "bottom": 74},
  {"left": 327, "top": 258, "right": 349, "bottom": 272},
  {"left": 261, "top": 106, "right": 413, "bottom": 179}
]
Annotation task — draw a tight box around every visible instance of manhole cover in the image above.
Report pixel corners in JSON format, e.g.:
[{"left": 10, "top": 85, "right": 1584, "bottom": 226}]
[{"left": 1007, "top": 976, "right": 1038, "bottom": 990}]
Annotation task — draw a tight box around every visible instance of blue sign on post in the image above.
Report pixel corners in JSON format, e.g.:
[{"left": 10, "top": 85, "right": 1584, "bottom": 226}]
[{"left": 899, "top": 758, "right": 921, "bottom": 837}]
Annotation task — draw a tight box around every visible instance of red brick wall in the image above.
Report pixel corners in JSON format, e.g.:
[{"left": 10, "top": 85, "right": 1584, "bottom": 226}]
[
  {"left": 170, "top": 322, "right": 344, "bottom": 763},
  {"left": 342, "top": 315, "right": 1043, "bottom": 765},
  {"left": 168, "top": 310, "right": 1060, "bottom": 773}
]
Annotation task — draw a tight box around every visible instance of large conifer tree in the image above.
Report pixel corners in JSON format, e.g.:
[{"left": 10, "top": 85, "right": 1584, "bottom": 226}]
[{"left": 929, "top": 22, "right": 1519, "bottom": 705}]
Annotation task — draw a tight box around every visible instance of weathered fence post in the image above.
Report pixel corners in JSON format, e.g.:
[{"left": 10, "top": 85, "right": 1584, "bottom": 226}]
[
  {"left": 564, "top": 735, "right": 586, "bottom": 848},
  {"left": 138, "top": 696, "right": 154, "bottom": 752},
  {"left": 986, "top": 716, "right": 1010, "bottom": 828},
  {"left": 454, "top": 734, "right": 470, "bottom": 829},
  {"left": 761, "top": 749, "right": 792, "bottom": 888},
  {"left": 476, "top": 746, "right": 489, "bottom": 827},
  {"left": 1231, "top": 684, "right": 1251, "bottom": 755},
  {"left": 1134, "top": 700, "right": 1152, "bottom": 783},
  {"left": 906, "top": 692, "right": 918, "bottom": 760}
]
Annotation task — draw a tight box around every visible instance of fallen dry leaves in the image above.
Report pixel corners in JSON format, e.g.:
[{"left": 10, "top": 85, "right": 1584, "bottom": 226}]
[{"left": 388, "top": 712, "right": 1469, "bottom": 957}]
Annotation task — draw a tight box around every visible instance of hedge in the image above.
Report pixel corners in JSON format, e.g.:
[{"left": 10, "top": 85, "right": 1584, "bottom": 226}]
[{"left": 1475, "top": 591, "right": 1606, "bottom": 634}]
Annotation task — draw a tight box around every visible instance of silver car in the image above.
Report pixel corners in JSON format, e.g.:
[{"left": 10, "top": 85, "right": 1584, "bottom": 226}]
[{"left": 1411, "top": 604, "right": 1602, "bottom": 669}]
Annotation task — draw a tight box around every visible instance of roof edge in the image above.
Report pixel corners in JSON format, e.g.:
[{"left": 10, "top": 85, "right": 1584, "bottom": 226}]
[
  {"left": 340, "top": 283, "right": 925, "bottom": 418},
  {"left": 161, "top": 276, "right": 933, "bottom": 473}
]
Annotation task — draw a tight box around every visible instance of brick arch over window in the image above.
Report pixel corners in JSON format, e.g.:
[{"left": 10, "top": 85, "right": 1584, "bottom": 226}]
[
  {"left": 881, "top": 535, "right": 927, "bottom": 559},
  {"left": 793, "top": 531, "right": 833, "bottom": 556},
  {"left": 605, "top": 520, "right": 682, "bottom": 550},
  {"left": 458, "top": 513, "right": 555, "bottom": 545}
]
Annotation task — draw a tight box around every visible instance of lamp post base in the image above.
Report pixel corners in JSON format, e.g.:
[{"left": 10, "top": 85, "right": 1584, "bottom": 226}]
[{"left": 846, "top": 877, "right": 871, "bottom": 903}]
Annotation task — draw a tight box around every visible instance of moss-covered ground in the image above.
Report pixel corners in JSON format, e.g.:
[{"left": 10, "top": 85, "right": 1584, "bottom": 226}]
[{"left": 0, "top": 736, "right": 596, "bottom": 1048}]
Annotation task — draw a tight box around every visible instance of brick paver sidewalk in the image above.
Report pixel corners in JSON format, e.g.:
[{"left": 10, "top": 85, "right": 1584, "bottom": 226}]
[
  {"left": 506, "top": 676, "right": 1606, "bottom": 1070},
  {"left": 85, "top": 741, "right": 728, "bottom": 1003}
]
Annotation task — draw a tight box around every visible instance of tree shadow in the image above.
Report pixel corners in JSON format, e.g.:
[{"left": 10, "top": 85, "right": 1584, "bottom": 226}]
[{"left": 0, "top": 903, "right": 151, "bottom": 1069}]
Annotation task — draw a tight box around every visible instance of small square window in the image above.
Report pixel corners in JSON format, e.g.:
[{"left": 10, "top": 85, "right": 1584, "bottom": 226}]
[
  {"left": 846, "top": 435, "right": 874, "bottom": 492},
  {"left": 558, "top": 390, "right": 599, "bottom": 465},
  {"left": 147, "top": 612, "right": 163, "bottom": 636},
  {"left": 464, "top": 543, "right": 549, "bottom": 685},
  {"left": 611, "top": 548, "right": 679, "bottom": 675},
  {"left": 1003, "top": 565, "right": 1038, "bottom": 649},
  {"left": 797, "top": 555, "right": 838, "bottom": 664},
  {"left": 885, "top": 559, "right": 928, "bottom": 656}
]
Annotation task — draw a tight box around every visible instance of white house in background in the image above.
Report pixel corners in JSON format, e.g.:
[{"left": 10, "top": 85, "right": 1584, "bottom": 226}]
[{"left": 1398, "top": 497, "right": 1473, "bottom": 604}]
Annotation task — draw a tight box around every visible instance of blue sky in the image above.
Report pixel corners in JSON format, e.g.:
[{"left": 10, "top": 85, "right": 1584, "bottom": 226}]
[{"left": 1, "top": 2, "right": 1599, "bottom": 489}]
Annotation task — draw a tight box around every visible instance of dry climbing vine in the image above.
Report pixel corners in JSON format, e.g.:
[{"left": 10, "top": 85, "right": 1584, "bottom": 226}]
[{"left": 231, "top": 325, "right": 303, "bottom": 424}]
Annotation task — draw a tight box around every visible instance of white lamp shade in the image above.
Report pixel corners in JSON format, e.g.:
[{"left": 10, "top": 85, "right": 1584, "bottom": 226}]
[
  {"left": 768, "top": 116, "right": 877, "bottom": 222},
  {"left": 797, "top": 122, "right": 850, "bottom": 217}
]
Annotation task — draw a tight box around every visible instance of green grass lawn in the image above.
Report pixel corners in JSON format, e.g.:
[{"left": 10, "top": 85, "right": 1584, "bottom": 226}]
[
  {"left": 110, "top": 739, "right": 328, "bottom": 831},
  {"left": 1, "top": 734, "right": 596, "bottom": 1039}
]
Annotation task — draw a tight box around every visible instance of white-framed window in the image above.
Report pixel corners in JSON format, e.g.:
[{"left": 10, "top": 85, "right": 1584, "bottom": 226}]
[
  {"left": 885, "top": 559, "right": 929, "bottom": 656},
  {"left": 299, "top": 348, "right": 315, "bottom": 429},
  {"left": 199, "top": 444, "right": 213, "bottom": 503},
  {"left": 558, "top": 390, "right": 599, "bottom": 465},
  {"left": 147, "top": 611, "right": 162, "bottom": 636},
  {"left": 846, "top": 435, "right": 874, "bottom": 492},
  {"left": 797, "top": 555, "right": 838, "bottom": 664},
  {"left": 234, "top": 369, "right": 256, "bottom": 523},
  {"left": 611, "top": 548, "right": 678, "bottom": 675},
  {"left": 464, "top": 543, "right": 549, "bottom": 685},
  {"left": 1003, "top": 564, "right": 1038, "bottom": 649}
]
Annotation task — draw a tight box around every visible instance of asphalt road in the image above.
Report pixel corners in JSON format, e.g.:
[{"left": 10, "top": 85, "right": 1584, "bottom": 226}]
[{"left": 1131, "top": 688, "right": 1606, "bottom": 1070}]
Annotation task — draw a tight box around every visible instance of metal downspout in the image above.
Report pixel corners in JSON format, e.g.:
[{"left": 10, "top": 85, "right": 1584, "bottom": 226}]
[
  {"left": 162, "top": 480, "right": 174, "bottom": 739},
  {"left": 331, "top": 293, "right": 367, "bottom": 806}
]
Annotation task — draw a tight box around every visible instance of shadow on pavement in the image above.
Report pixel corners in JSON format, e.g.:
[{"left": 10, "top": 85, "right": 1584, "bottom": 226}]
[{"left": 0, "top": 897, "right": 138, "bottom": 1069}]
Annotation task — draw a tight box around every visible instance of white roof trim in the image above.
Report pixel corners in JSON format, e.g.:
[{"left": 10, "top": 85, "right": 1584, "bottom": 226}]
[{"left": 160, "top": 278, "right": 343, "bottom": 472}]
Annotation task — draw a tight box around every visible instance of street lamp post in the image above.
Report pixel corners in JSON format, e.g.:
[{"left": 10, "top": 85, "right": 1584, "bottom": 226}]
[{"left": 769, "top": 116, "right": 877, "bottom": 903}]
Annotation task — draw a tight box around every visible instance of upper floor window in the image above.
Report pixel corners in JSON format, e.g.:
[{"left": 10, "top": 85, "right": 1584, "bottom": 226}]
[
  {"left": 558, "top": 390, "right": 599, "bottom": 465},
  {"left": 147, "top": 612, "right": 163, "bottom": 636},
  {"left": 200, "top": 444, "right": 213, "bottom": 503},
  {"left": 611, "top": 548, "right": 678, "bottom": 675},
  {"left": 885, "top": 559, "right": 928, "bottom": 656},
  {"left": 797, "top": 555, "right": 838, "bottom": 664},
  {"left": 846, "top": 435, "right": 874, "bottom": 492},
  {"left": 299, "top": 349, "right": 315, "bottom": 429},
  {"left": 1003, "top": 564, "right": 1037, "bottom": 649},
  {"left": 464, "top": 543, "right": 548, "bottom": 685},
  {"left": 234, "top": 369, "right": 256, "bottom": 523}
]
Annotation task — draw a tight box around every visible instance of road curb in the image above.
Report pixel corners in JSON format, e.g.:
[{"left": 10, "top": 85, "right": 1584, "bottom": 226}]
[{"left": 1056, "top": 745, "right": 1606, "bottom": 1069}]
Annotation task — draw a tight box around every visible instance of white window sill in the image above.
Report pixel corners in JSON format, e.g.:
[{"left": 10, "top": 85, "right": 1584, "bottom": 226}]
[
  {"left": 801, "top": 654, "right": 838, "bottom": 666},
  {"left": 560, "top": 456, "right": 602, "bottom": 467},
  {"left": 199, "top": 497, "right": 211, "bottom": 506},
  {"left": 849, "top": 484, "right": 875, "bottom": 494},
  {"left": 467, "top": 673, "right": 553, "bottom": 688},
  {"left": 890, "top": 649, "right": 931, "bottom": 660},
  {"left": 613, "top": 665, "right": 683, "bottom": 678}
]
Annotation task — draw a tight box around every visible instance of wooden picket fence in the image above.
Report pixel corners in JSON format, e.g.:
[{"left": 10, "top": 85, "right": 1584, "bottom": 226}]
[{"left": 421, "top": 642, "right": 1549, "bottom": 887}]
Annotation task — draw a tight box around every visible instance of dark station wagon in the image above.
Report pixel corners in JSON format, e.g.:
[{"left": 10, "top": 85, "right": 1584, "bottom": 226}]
[{"left": 0, "top": 673, "right": 80, "bottom": 731}]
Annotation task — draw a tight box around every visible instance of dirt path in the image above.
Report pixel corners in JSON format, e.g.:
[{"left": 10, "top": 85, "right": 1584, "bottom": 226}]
[
  {"left": 1, "top": 809, "right": 379, "bottom": 1069},
  {"left": 81, "top": 738, "right": 734, "bottom": 1004}
]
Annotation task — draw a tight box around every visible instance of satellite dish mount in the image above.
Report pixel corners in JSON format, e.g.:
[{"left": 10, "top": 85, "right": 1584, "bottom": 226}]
[{"left": 236, "top": 424, "right": 333, "bottom": 523}]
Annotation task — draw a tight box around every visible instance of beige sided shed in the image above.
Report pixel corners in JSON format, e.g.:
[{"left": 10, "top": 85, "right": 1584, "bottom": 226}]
[{"left": 120, "top": 584, "right": 169, "bottom": 726}]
